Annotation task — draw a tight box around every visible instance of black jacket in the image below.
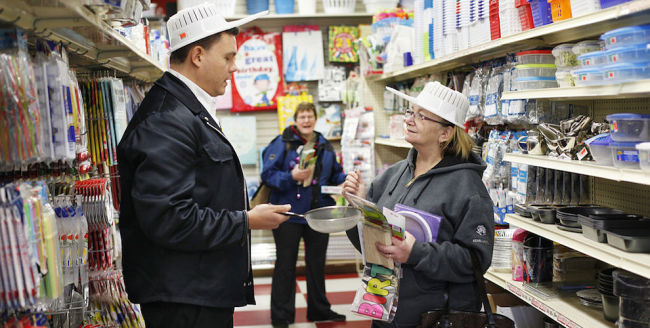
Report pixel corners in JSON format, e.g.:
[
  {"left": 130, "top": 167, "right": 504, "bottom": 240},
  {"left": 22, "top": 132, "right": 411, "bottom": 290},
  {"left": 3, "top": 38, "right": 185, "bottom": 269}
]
[{"left": 117, "top": 72, "right": 254, "bottom": 308}]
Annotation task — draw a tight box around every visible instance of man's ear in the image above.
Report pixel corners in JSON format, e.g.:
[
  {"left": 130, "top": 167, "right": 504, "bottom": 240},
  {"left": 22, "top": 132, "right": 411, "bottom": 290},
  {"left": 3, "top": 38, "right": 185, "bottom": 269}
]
[{"left": 188, "top": 45, "right": 205, "bottom": 68}]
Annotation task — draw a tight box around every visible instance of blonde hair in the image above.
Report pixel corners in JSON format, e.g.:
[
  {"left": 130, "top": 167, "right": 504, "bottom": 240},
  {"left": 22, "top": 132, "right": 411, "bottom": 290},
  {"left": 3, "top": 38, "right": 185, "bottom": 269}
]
[{"left": 442, "top": 126, "right": 474, "bottom": 160}]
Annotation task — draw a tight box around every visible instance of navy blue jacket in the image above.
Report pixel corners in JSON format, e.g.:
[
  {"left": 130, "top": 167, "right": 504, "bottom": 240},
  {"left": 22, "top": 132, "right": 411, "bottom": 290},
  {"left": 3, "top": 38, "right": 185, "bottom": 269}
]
[
  {"left": 117, "top": 72, "right": 254, "bottom": 308},
  {"left": 261, "top": 127, "right": 346, "bottom": 224}
]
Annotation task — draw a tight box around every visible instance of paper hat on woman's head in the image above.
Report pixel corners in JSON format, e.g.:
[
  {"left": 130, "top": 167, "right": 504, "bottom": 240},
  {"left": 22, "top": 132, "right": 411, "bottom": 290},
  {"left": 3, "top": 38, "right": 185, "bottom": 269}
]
[{"left": 386, "top": 81, "right": 469, "bottom": 127}]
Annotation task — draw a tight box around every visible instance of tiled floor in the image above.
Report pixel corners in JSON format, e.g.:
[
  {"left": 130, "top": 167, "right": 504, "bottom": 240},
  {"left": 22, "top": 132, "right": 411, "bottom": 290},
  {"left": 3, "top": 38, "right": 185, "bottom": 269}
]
[{"left": 234, "top": 273, "right": 372, "bottom": 328}]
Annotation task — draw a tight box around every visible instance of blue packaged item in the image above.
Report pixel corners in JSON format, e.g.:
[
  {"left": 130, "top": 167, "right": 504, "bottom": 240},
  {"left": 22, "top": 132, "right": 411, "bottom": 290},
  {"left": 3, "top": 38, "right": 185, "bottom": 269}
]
[
  {"left": 527, "top": 0, "right": 553, "bottom": 28},
  {"left": 599, "top": 0, "right": 633, "bottom": 9},
  {"left": 571, "top": 67, "right": 604, "bottom": 86},
  {"left": 0, "top": 28, "right": 28, "bottom": 51},
  {"left": 602, "top": 62, "right": 650, "bottom": 83},
  {"left": 394, "top": 204, "right": 442, "bottom": 243},
  {"left": 606, "top": 113, "right": 650, "bottom": 142},
  {"left": 605, "top": 44, "right": 650, "bottom": 65},
  {"left": 609, "top": 141, "right": 641, "bottom": 169},
  {"left": 601, "top": 24, "right": 650, "bottom": 49}
]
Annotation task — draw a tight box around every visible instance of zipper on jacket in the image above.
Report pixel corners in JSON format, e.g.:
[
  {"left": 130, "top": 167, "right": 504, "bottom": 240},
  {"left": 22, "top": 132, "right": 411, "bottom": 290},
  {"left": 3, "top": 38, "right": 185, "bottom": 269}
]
[{"left": 205, "top": 117, "right": 253, "bottom": 279}]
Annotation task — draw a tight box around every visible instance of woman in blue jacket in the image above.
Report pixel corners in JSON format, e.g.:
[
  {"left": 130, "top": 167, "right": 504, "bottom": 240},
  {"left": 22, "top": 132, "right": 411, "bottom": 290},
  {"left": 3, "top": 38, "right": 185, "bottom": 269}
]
[{"left": 262, "top": 103, "right": 347, "bottom": 327}]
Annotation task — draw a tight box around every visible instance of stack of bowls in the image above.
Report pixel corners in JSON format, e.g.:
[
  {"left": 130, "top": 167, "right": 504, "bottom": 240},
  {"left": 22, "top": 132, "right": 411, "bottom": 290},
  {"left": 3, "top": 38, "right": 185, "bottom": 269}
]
[{"left": 599, "top": 268, "right": 619, "bottom": 322}]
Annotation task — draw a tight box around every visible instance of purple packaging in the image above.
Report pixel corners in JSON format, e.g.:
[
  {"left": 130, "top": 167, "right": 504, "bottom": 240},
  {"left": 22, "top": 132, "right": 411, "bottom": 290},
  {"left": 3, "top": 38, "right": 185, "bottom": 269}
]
[{"left": 394, "top": 203, "right": 442, "bottom": 242}]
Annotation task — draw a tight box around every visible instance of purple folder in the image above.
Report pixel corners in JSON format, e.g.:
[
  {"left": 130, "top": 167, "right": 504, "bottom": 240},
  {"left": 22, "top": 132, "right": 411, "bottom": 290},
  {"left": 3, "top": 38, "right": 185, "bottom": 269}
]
[{"left": 394, "top": 203, "right": 442, "bottom": 242}]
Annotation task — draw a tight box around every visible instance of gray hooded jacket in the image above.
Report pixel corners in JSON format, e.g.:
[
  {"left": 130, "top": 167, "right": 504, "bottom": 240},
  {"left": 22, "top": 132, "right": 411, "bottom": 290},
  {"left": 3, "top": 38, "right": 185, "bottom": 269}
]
[{"left": 347, "top": 148, "right": 494, "bottom": 327}]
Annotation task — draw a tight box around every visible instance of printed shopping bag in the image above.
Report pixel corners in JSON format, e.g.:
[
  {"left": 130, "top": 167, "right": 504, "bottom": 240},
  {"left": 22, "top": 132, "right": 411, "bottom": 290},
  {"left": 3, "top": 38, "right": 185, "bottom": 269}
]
[{"left": 232, "top": 27, "right": 283, "bottom": 112}]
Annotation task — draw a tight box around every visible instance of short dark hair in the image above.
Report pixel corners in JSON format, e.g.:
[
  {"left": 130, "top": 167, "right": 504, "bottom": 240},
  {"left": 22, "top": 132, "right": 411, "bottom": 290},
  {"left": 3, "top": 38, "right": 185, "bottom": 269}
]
[
  {"left": 169, "top": 27, "right": 239, "bottom": 64},
  {"left": 293, "top": 102, "right": 317, "bottom": 121}
]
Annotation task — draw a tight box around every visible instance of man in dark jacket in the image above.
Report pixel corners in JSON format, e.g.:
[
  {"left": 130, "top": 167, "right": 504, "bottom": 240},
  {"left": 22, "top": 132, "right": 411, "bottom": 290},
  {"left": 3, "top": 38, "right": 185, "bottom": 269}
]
[{"left": 117, "top": 4, "right": 289, "bottom": 328}]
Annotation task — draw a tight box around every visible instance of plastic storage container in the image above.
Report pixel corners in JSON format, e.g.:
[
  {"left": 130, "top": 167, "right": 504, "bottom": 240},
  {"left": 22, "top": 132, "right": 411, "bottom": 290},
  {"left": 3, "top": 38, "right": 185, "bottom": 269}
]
[
  {"left": 602, "top": 62, "right": 650, "bottom": 83},
  {"left": 274, "top": 0, "right": 294, "bottom": 13},
  {"left": 601, "top": 24, "right": 650, "bottom": 49},
  {"left": 548, "top": 0, "right": 572, "bottom": 22},
  {"left": 599, "top": 0, "right": 632, "bottom": 9},
  {"left": 516, "top": 50, "right": 554, "bottom": 64},
  {"left": 323, "top": 0, "right": 357, "bottom": 13},
  {"left": 514, "top": 77, "right": 558, "bottom": 90},
  {"left": 577, "top": 50, "right": 607, "bottom": 67},
  {"left": 637, "top": 142, "right": 650, "bottom": 171},
  {"left": 515, "top": 64, "right": 557, "bottom": 78},
  {"left": 606, "top": 113, "right": 650, "bottom": 142},
  {"left": 528, "top": 0, "right": 553, "bottom": 27},
  {"left": 585, "top": 133, "right": 613, "bottom": 166},
  {"left": 555, "top": 69, "right": 574, "bottom": 87},
  {"left": 609, "top": 141, "right": 641, "bottom": 169},
  {"left": 605, "top": 44, "right": 650, "bottom": 65},
  {"left": 552, "top": 43, "right": 578, "bottom": 67},
  {"left": 572, "top": 67, "right": 604, "bottom": 86},
  {"left": 572, "top": 40, "right": 602, "bottom": 56},
  {"left": 247, "top": 0, "right": 269, "bottom": 13}
]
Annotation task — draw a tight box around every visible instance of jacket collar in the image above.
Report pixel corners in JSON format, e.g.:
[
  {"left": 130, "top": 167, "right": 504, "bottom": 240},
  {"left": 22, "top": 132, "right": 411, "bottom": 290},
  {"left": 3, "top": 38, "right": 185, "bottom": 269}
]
[{"left": 156, "top": 71, "right": 224, "bottom": 132}]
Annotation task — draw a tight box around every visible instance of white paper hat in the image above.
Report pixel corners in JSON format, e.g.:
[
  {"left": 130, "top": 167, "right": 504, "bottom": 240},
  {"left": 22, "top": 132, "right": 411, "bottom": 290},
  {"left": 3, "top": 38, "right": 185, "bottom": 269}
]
[
  {"left": 386, "top": 81, "right": 469, "bottom": 127},
  {"left": 167, "top": 3, "right": 268, "bottom": 52}
]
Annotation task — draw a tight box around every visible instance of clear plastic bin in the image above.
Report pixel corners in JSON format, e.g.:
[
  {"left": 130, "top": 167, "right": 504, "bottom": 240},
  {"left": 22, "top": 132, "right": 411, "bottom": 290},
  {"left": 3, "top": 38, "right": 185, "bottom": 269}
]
[
  {"left": 552, "top": 43, "right": 578, "bottom": 67},
  {"left": 572, "top": 67, "right": 604, "bottom": 86},
  {"left": 586, "top": 133, "right": 613, "bottom": 166},
  {"left": 636, "top": 142, "right": 650, "bottom": 171},
  {"left": 605, "top": 44, "right": 650, "bottom": 65},
  {"left": 515, "top": 64, "right": 557, "bottom": 78},
  {"left": 516, "top": 50, "right": 554, "bottom": 64},
  {"left": 602, "top": 62, "right": 650, "bottom": 83},
  {"left": 513, "top": 77, "right": 558, "bottom": 90},
  {"left": 601, "top": 24, "right": 650, "bottom": 50},
  {"left": 555, "top": 69, "right": 574, "bottom": 87},
  {"left": 572, "top": 40, "right": 602, "bottom": 56},
  {"left": 609, "top": 141, "right": 641, "bottom": 169},
  {"left": 606, "top": 113, "right": 650, "bottom": 142},
  {"left": 577, "top": 50, "right": 607, "bottom": 67}
]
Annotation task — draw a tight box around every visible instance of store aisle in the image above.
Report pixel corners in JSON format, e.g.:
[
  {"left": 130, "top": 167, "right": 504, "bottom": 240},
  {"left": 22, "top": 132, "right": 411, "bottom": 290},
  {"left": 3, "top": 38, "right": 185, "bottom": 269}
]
[{"left": 234, "top": 273, "right": 372, "bottom": 328}]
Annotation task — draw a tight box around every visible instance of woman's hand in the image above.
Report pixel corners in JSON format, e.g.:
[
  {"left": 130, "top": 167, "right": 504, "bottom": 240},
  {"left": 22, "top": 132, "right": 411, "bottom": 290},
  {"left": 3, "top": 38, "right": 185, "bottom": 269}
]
[
  {"left": 375, "top": 231, "right": 416, "bottom": 263},
  {"left": 342, "top": 170, "right": 365, "bottom": 201},
  {"left": 291, "top": 166, "right": 312, "bottom": 181}
]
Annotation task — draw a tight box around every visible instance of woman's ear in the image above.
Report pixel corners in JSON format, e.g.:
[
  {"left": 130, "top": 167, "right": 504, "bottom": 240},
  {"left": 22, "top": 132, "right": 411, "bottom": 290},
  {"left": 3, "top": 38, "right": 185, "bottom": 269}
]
[{"left": 439, "top": 126, "right": 454, "bottom": 145}]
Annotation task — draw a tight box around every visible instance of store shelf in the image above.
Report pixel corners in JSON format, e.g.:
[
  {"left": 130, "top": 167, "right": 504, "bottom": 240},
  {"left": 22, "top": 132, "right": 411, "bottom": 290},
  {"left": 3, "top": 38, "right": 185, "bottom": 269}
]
[
  {"left": 503, "top": 153, "right": 650, "bottom": 186},
  {"left": 229, "top": 13, "right": 373, "bottom": 29},
  {"left": 501, "top": 79, "right": 650, "bottom": 100},
  {"left": 375, "top": 138, "right": 411, "bottom": 148},
  {"left": 372, "top": 0, "right": 650, "bottom": 83},
  {"left": 505, "top": 214, "right": 650, "bottom": 280},
  {"left": 484, "top": 270, "right": 613, "bottom": 328},
  {"left": 0, "top": 0, "right": 165, "bottom": 82}
]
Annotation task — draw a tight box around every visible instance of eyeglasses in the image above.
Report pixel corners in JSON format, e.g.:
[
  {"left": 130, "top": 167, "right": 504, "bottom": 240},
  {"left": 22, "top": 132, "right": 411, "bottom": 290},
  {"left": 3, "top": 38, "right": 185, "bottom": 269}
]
[
  {"left": 404, "top": 109, "right": 452, "bottom": 126},
  {"left": 296, "top": 115, "right": 316, "bottom": 122}
]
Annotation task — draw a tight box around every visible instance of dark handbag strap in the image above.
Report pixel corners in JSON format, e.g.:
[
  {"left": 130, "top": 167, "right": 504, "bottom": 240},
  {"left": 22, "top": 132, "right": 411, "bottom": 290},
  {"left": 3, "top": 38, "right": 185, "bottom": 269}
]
[{"left": 469, "top": 249, "right": 497, "bottom": 328}]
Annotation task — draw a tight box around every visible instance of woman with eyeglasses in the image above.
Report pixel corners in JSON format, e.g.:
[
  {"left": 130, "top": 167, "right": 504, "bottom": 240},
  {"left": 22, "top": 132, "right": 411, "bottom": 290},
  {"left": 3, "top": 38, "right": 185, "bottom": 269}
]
[
  {"left": 343, "top": 82, "right": 494, "bottom": 327},
  {"left": 261, "top": 102, "right": 347, "bottom": 327}
]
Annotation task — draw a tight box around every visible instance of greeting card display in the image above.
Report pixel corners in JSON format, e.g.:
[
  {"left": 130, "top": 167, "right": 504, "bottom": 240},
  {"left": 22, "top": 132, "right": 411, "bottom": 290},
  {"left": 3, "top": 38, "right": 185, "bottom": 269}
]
[
  {"left": 232, "top": 27, "right": 283, "bottom": 112},
  {"left": 329, "top": 26, "right": 359, "bottom": 63}
]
